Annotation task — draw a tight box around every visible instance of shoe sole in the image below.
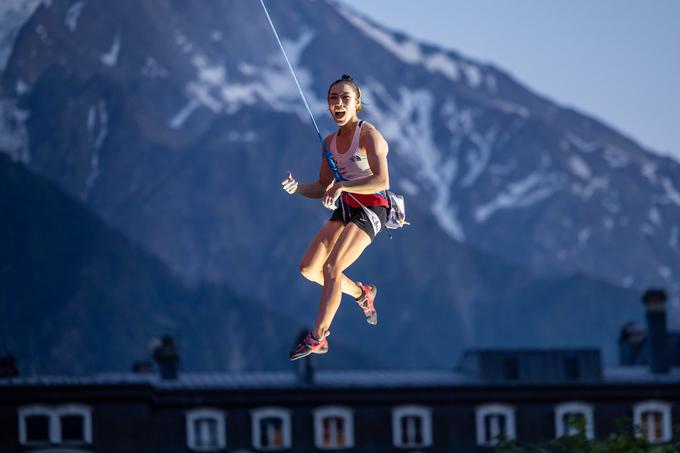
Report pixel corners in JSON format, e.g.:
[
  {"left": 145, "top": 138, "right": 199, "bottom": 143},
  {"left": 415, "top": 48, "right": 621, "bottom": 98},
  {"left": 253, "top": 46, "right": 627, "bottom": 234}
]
[{"left": 289, "top": 332, "right": 330, "bottom": 360}]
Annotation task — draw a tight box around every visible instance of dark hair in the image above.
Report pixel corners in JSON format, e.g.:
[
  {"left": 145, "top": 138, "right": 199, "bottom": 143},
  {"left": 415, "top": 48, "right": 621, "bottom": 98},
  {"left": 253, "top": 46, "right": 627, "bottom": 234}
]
[{"left": 327, "top": 74, "right": 362, "bottom": 109}]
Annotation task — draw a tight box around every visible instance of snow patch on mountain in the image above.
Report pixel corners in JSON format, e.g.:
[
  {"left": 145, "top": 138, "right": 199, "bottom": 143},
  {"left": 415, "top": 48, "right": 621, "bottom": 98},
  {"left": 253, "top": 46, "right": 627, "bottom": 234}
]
[
  {"left": 461, "top": 62, "right": 482, "bottom": 87},
  {"left": 474, "top": 168, "right": 565, "bottom": 223},
  {"left": 15, "top": 79, "right": 29, "bottom": 95},
  {"left": 578, "top": 228, "right": 591, "bottom": 248},
  {"left": 661, "top": 178, "right": 680, "bottom": 206},
  {"left": 65, "top": 1, "right": 85, "bottom": 32},
  {"left": 460, "top": 128, "right": 498, "bottom": 187},
  {"left": 571, "top": 176, "right": 608, "bottom": 201},
  {"left": 169, "top": 99, "right": 200, "bottom": 129},
  {"left": 84, "top": 100, "right": 108, "bottom": 197},
  {"left": 424, "top": 52, "right": 460, "bottom": 81},
  {"left": 227, "top": 130, "right": 256, "bottom": 143},
  {"left": 367, "top": 83, "right": 465, "bottom": 241},
  {"left": 648, "top": 207, "right": 661, "bottom": 227},
  {"left": 641, "top": 161, "right": 658, "bottom": 184},
  {"left": 566, "top": 133, "right": 598, "bottom": 153},
  {"left": 0, "top": 99, "right": 30, "bottom": 162},
  {"left": 603, "top": 146, "right": 629, "bottom": 168},
  {"left": 174, "top": 30, "right": 193, "bottom": 53},
  {"left": 169, "top": 29, "right": 325, "bottom": 128},
  {"left": 141, "top": 56, "right": 168, "bottom": 79},
  {"left": 568, "top": 155, "right": 591, "bottom": 180},
  {"left": 100, "top": 33, "right": 120, "bottom": 67},
  {"left": 489, "top": 100, "right": 529, "bottom": 118}
]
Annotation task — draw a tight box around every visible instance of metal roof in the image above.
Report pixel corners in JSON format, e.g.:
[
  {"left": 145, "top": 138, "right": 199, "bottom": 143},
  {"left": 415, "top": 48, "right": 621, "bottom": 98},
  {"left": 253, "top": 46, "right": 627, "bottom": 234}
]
[{"left": 1, "top": 366, "right": 679, "bottom": 389}]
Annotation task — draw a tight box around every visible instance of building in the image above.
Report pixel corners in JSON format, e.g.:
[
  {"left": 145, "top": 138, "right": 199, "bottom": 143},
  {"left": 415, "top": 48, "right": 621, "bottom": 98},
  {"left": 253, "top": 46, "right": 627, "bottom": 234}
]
[{"left": 1, "top": 289, "right": 679, "bottom": 452}]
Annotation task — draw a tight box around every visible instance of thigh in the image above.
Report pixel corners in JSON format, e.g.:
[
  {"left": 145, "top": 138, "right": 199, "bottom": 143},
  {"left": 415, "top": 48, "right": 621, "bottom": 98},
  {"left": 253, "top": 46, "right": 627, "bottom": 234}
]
[
  {"left": 300, "top": 220, "right": 346, "bottom": 270},
  {"left": 325, "top": 222, "right": 372, "bottom": 274}
]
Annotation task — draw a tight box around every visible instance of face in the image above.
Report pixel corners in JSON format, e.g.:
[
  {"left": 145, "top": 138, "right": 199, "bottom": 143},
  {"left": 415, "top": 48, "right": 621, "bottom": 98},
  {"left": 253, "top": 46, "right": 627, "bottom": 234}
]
[{"left": 327, "top": 82, "right": 361, "bottom": 126}]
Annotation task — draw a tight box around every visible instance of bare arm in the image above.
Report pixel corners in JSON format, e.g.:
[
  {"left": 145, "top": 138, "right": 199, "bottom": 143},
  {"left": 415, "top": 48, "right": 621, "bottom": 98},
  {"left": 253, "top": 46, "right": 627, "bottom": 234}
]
[{"left": 281, "top": 136, "right": 335, "bottom": 199}]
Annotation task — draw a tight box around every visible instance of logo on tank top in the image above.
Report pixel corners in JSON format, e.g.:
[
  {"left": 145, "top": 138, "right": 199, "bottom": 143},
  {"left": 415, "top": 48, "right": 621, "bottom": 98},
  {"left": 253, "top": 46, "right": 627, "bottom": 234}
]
[{"left": 350, "top": 155, "right": 363, "bottom": 162}]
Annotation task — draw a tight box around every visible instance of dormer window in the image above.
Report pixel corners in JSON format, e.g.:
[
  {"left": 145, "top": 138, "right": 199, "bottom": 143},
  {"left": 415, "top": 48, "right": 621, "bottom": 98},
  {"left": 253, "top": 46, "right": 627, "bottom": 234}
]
[
  {"left": 251, "top": 407, "right": 291, "bottom": 451},
  {"left": 23, "top": 411, "right": 50, "bottom": 444},
  {"left": 313, "top": 406, "right": 354, "bottom": 449},
  {"left": 476, "top": 404, "right": 516, "bottom": 447},
  {"left": 392, "top": 405, "right": 432, "bottom": 448},
  {"left": 18, "top": 404, "right": 92, "bottom": 446},
  {"left": 186, "top": 408, "right": 226, "bottom": 451},
  {"left": 554, "top": 402, "right": 594, "bottom": 439},
  {"left": 634, "top": 401, "right": 672, "bottom": 444}
]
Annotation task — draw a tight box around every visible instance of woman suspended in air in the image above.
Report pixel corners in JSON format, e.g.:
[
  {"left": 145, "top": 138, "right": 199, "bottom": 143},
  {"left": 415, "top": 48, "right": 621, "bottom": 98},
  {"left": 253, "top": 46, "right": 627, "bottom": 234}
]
[{"left": 282, "top": 75, "right": 391, "bottom": 360}]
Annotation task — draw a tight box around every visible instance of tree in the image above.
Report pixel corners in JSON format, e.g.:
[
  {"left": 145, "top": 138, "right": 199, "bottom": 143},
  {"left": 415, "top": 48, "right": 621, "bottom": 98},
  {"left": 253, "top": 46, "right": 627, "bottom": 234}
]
[{"left": 495, "top": 417, "right": 680, "bottom": 453}]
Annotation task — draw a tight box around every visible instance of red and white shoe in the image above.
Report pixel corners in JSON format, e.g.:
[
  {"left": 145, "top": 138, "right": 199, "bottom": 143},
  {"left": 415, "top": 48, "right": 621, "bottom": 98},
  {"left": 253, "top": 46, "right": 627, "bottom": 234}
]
[
  {"left": 355, "top": 283, "right": 378, "bottom": 325},
  {"left": 289, "top": 331, "right": 330, "bottom": 361}
]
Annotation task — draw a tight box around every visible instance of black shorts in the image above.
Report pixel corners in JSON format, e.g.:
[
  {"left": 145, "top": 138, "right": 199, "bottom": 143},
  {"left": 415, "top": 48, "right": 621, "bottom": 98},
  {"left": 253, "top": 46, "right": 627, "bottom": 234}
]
[{"left": 329, "top": 202, "right": 388, "bottom": 240}]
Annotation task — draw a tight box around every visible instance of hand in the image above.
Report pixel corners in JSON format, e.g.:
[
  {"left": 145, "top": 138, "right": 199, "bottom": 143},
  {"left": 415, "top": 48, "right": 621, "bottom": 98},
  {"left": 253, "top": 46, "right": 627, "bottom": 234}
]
[
  {"left": 322, "top": 183, "right": 344, "bottom": 210},
  {"left": 281, "top": 171, "right": 298, "bottom": 194}
]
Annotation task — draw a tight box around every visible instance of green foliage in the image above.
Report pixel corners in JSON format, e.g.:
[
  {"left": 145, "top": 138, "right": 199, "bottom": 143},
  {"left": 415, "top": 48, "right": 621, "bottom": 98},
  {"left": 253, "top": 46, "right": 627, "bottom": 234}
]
[{"left": 495, "top": 417, "right": 680, "bottom": 453}]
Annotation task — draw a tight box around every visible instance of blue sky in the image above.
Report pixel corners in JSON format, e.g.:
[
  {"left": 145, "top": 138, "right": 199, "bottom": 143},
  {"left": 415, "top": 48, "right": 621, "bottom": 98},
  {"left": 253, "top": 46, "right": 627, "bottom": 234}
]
[{"left": 339, "top": 0, "right": 680, "bottom": 162}]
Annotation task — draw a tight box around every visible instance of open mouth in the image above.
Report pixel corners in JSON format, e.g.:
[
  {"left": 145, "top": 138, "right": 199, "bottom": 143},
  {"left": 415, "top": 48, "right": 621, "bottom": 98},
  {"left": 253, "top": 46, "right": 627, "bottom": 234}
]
[{"left": 334, "top": 110, "right": 345, "bottom": 120}]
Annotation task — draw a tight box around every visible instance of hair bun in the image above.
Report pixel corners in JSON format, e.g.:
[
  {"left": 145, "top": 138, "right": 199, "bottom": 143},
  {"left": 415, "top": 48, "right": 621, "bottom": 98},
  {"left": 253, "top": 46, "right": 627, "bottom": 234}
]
[{"left": 341, "top": 74, "right": 353, "bottom": 81}]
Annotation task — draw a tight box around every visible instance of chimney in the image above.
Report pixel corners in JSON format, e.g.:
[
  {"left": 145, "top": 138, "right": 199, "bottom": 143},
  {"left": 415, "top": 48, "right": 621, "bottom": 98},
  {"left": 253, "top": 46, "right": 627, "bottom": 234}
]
[
  {"left": 152, "top": 336, "right": 179, "bottom": 380},
  {"left": 643, "top": 289, "right": 670, "bottom": 374},
  {"left": 0, "top": 355, "right": 18, "bottom": 378}
]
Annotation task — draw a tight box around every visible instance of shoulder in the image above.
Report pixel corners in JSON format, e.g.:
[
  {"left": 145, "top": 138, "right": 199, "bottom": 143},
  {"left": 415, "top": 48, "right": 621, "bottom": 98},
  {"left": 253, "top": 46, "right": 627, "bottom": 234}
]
[
  {"left": 359, "top": 121, "right": 388, "bottom": 150},
  {"left": 323, "top": 133, "right": 335, "bottom": 149}
]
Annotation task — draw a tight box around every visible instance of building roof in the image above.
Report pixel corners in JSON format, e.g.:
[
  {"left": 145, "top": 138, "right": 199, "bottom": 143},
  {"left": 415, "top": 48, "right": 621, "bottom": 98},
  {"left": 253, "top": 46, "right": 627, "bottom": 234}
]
[{"left": 1, "top": 366, "right": 679, "bottom": 390}]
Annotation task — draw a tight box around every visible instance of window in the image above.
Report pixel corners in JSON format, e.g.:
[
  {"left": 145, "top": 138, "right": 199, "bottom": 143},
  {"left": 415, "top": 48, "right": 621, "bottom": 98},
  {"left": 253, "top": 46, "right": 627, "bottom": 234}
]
[
  {"left": 18, "top": 404, "right": 92, "bottom": 446},
  {"left": 314, "top": 406, "right": 354, "bottom": 449},
  {"left": 251, "top": 407, "right": 291, "bottom": 451},
  {"left": 633, "top": 401, "right": 672, "bottom": 444},
  {"left": 554, "top": 402, "right": 594, "bottom": 439},
  {"left": 476, "top": 404, "right": 516, "bottom": 447},
  {"left": 186, "top": 408, "right": 226, "bottom": 451},
  {"left": 24, "top": 413, "right": 50, "bottom": 443},
  {"left": 392, "top": 405, "right": 432, "bottom": 448}
]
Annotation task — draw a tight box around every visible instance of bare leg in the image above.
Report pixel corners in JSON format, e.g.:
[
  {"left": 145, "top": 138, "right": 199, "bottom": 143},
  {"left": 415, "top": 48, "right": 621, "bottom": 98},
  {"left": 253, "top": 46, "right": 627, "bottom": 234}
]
[
  {"left": 299, "top": 221, "right": 363, "bottom": 299},
  {"left": 313, "top": 223, "right": 372, "bottom": 339}
]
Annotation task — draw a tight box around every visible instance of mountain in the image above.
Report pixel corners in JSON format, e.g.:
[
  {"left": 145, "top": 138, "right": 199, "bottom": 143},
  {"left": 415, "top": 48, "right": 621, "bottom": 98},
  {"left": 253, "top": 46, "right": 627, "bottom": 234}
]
[
  {"left": 0, "top": 0, "right": 672, "bottom": 369},
  {"left": 0, "top": 153, "right": 379, "bottom": 374}
]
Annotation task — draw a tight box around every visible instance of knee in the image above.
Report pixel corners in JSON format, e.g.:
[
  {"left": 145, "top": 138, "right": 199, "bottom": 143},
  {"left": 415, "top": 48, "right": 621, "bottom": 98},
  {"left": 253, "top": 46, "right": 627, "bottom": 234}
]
[
  {"left": 322, "top": 260, "right": 341, "bottom": 280},
  {"left": 300, "top": 263, "right": 320, "bottom": 281}
]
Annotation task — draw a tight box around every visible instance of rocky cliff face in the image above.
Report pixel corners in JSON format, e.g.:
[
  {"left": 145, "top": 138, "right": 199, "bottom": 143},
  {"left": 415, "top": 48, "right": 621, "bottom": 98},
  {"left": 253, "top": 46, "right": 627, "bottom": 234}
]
[{"left": 0, "top": 0, "right": 674, "bottom": 369}]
